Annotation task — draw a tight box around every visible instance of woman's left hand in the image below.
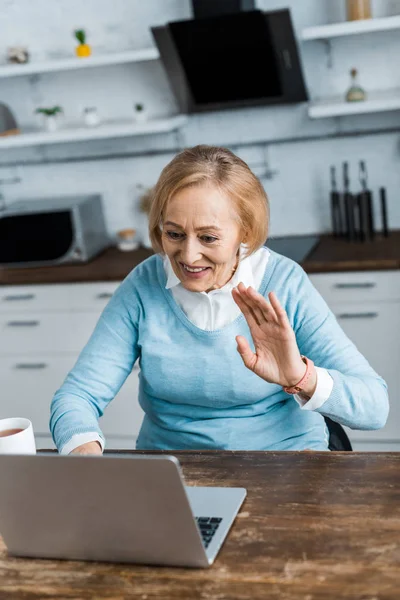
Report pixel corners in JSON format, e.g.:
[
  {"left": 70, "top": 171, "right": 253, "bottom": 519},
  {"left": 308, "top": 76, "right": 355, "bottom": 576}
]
[{"left": 232, "top": 283, "right": 308, "bottom": 389}]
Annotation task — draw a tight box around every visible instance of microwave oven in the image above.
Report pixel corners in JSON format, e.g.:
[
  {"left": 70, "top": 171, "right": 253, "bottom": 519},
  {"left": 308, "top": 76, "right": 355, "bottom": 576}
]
[{"left": 0, "top": 194, "right": 110, "bottom": 268}]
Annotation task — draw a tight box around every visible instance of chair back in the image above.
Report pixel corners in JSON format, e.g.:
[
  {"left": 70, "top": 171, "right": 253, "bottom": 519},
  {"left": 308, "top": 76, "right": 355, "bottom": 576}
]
[{"left": 324, "top": 417, "right": 353, "bottom": 451}]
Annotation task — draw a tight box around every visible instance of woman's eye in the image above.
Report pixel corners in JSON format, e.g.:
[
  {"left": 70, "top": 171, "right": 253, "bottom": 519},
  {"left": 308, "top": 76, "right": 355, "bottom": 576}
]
[
  {"left": 166, "top": 231, "right": 183, "bottom": 240},
  {"left": 201, "top": 235, "right": 217, "bottom": 243}
]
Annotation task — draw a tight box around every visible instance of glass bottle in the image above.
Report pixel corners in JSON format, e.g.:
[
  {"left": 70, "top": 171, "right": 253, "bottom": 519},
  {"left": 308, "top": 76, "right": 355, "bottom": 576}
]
[
  {"left": 346, "top": 0, "right": 372, "bottom": 21},
  {"left": 345, "top": 68, "right": 366, "bottom": 102}
]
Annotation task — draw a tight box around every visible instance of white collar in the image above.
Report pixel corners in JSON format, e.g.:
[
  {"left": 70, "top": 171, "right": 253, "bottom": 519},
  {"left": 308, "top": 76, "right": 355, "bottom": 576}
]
[{"left": 163, "top": 244, "right": 255, "bottom": 293}]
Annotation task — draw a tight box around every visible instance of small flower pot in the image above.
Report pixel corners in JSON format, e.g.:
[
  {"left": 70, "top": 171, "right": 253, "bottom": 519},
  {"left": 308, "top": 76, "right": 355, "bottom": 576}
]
[{"left": 44, "top": 116, "right": 59, "bottom": 132}]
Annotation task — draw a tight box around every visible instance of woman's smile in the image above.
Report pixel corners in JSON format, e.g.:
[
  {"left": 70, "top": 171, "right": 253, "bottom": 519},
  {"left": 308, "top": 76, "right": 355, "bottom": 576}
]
[{"left": 179, "top": 262, "right": 212, "bottom": 279}]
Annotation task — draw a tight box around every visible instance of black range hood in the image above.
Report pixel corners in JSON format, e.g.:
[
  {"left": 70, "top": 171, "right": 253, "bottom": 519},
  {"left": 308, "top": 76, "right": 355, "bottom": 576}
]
[{"left": 151, "top": 3, "right": 308, "bottom": 114}]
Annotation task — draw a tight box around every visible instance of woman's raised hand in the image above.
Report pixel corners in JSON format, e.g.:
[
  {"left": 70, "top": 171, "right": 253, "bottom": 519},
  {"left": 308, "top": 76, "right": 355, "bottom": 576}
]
[{"left": 232, "top": 283, "right": 307, "bottom": 389}]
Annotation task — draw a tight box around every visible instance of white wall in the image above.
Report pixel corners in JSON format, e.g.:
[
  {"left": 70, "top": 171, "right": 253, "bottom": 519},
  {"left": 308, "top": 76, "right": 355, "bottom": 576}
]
[{"left": 0, "top": 0, "right": 400, "bottom": 240}]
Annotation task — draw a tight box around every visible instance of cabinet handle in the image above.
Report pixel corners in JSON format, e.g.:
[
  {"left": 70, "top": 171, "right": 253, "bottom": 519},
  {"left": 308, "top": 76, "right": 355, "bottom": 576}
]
[
  {"left": 3, "top": 293, "right": 36, "bottom": 301},
  {"left": 334, "top": 283, "right": 376, "bottom": 289},
  {"left": 96, "top": 293, "right": 113, "bottom": 300},
  {"left": 337, "top": 312, "right": 378, "bottom": 320},
  {"left": 14, "top": 363, "right": 47, "bottom": 370},
  {"left": 6, "top": 320, "right": 40, "bottom": 327}
]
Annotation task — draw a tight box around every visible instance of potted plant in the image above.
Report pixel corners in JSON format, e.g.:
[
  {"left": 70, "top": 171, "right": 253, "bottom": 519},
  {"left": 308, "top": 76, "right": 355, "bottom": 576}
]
[
  {"left": 133, "top": 103, "right": 148, "bottom": 123},
  {"left": 74, "top": 29, "right": 91, "bottom": 57},
  {"left": 35, "top": 106, "right": 63, "bottom": 132}
]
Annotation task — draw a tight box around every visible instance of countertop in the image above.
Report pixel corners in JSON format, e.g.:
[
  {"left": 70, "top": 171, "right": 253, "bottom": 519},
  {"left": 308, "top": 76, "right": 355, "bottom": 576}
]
[
  {"left": 1, "top": 450, "right": 400, "bottom": 599},
  {"left": 1, "top": 231, "right": 400, "bottom": 285}
]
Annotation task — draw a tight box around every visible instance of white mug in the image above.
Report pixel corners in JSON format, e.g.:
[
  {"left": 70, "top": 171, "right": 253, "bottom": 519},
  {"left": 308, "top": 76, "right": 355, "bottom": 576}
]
[{"left": 0, "top": 418, "right": 36, "bottom": 455}]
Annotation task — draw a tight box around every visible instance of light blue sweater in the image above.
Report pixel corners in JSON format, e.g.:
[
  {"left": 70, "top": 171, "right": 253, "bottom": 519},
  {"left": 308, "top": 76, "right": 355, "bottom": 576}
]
[{"left": 50, "top": 251, "right": 389, "bottom": 451}]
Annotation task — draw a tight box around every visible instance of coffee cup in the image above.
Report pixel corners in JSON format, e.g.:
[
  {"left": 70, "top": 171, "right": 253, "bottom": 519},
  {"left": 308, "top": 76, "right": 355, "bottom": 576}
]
[{"left": 0, "top": 418, "right": 36, "bottom": 455}]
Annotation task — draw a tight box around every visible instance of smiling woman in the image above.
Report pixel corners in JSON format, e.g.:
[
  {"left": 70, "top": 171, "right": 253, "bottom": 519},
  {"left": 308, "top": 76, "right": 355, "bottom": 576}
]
[{"left": 50, "top": 145, "right": 389, "bottom": 456}]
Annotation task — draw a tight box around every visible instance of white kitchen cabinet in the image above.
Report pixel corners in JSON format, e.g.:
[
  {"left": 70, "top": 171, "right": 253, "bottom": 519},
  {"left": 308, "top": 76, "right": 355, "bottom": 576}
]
[
  {"left": 309, "top": 270, "right": 400, "bottom": 450},
  {"left": 0, "top": 282, "right": 120, "bottom": 314},
  {"left": 0, "top": 355, "right": 77, "bottom": 433},
  {"left": 0, "top": 281, "right": 144, "bottom": 450}
]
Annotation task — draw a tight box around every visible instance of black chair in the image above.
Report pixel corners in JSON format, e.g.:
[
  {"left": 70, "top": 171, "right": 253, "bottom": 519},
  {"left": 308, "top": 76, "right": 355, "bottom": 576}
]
[{"left": 324, "top": 417, "right": 353, "bottom": 451}]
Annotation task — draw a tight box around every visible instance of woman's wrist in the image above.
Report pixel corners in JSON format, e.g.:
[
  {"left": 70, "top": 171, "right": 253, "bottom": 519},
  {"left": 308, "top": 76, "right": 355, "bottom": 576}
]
[
  {"left": 283, "top": 357, "right": 318, "bottom": 399},
  {"left": 284, "top": 358, "right": 307, "bottom": 388},
  {"left": 297, "top": 367, "right": 318, "bottom": 400}
]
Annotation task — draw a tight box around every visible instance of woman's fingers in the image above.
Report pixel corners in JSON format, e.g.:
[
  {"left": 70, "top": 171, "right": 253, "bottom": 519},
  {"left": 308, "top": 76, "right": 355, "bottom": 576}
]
[
  {"left": 235, "top": 283, "right": 277, "bottom": 326},
  {"left": 247, "top": 286, "right": 279, "bottom": 324},
  {"left": 268, "top": 291, "right": 290, "bottom": 327},
  {"left": 232, "top": 286, "right": 262, "bottom": 329},
  {"left": 238, "top": 283, "right": 266, "bottom": 325}
]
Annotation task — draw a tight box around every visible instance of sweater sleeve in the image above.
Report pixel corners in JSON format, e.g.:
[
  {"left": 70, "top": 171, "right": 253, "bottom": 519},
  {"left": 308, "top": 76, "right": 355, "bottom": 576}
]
[
  {"left": 49, "top": 276, "right": 140, "bottom": 451},
  {"left": 286, "top": 264, "right": 389, "bottom": 430}
]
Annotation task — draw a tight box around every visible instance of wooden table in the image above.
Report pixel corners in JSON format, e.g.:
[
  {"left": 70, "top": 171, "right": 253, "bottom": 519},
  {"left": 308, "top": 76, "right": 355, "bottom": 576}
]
[{"left": 1, "top": 450, "right": 400, "bottom": 599}]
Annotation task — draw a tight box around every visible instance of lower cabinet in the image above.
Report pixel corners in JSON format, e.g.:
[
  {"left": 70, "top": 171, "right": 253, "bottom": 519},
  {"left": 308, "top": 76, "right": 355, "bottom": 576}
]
[
  {"left": 0, "top": 282, "right": 144, "bottom": 451},
  {"left": 309, "top": 270, "right": 400, "bottom": 451}
]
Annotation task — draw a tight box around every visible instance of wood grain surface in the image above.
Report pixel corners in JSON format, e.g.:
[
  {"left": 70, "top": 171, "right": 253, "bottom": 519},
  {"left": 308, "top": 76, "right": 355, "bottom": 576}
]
[
  {"left": 302, "top": 231, "right": 400, "bottom": 273},
  {"left": 0, "top": 450, "right": 400, "bottom": 599},
  {"left": 2, "top": 231, "right": 400, "bottom": 286},
  {"left": 0, "top": 246, "right": 154, "bottom": 285}
]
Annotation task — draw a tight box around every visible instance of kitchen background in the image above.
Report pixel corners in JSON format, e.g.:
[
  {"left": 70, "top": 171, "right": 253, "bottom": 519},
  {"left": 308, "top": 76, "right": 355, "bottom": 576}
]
[
  {"left": 0, "top": 0, "right": 399, "bottom": 451},
  {"left": 1, "top": 0, "right": 400, "bottom": 235}
]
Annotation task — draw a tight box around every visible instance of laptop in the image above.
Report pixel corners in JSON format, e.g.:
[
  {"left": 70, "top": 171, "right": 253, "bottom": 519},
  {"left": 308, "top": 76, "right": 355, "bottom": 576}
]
[{"left": 0, "top": 453, "right": 246, "bottom": 568}]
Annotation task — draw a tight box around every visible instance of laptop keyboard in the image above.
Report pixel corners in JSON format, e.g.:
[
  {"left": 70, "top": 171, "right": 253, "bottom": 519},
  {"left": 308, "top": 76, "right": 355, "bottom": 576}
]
[{"left": 195, "top": 517, "right": 222, "bottom": 548}]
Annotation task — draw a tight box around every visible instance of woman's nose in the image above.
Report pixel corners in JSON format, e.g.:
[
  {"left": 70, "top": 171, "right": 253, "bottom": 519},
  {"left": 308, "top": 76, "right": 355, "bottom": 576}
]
[{"left": 180, "top": 238, "right": 203, "bottom": 265}]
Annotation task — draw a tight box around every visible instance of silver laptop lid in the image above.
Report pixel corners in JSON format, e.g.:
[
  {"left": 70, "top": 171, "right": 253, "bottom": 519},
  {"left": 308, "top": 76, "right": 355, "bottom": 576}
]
[{"left": 0, "top": 454, "right": 245, "bottom": 568}]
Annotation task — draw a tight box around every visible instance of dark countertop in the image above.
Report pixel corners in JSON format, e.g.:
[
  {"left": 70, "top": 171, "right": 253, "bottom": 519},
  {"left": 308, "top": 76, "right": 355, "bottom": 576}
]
[
  {"left": 302, "top": 230, "right": 400, "bottom": 273},
  {"left": 1, "top": 231, "right": 400, "bottom": 285},
  {"left": 1, "top": 451, "right": 400, "bottom": 599}
]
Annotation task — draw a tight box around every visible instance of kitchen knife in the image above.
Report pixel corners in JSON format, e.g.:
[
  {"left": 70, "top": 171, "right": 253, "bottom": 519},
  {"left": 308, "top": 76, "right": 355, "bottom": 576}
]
[
  {"left": 359, "top": 161, "right": 375, "bottom": 241},
  {"left": 330, "top": 166, "right": 342, "bottom": 237},
  {"left": 357, "top": 160, "right": 369, "bottom": 243},
  {"left": 380, "top": 187, "right": 389, "bottom": 237},
  {"left": 343, "top": 162, "right": 356, "bottom": 242}
]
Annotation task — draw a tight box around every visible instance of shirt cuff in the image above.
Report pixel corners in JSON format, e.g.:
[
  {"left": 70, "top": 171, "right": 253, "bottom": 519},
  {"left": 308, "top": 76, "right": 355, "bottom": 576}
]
[
  {"left": 294, "top": 367, "right": 334, "bottom": 411},
  {"left": 60, "top": 432, "right": 105, "bottom": 455}
]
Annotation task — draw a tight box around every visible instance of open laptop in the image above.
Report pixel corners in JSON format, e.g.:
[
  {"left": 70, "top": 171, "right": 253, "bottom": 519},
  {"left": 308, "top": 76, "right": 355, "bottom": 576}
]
[{"left": 0, "top": 453, "right": 246, "bottom": 568}]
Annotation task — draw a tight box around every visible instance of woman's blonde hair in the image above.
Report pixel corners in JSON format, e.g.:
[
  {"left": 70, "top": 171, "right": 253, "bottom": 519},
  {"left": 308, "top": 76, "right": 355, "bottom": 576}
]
[{"left": 148, "top": 145, "right": 269, "bottom": 258}]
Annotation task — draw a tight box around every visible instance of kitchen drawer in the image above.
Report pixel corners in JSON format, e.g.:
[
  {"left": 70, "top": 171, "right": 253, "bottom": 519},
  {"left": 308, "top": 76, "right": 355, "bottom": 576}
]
[
  {"left": 330, "top": 301, "right": 400, "bottom": 442},
  {"left": 0, "top": 284, "right": 75, "bottom": 313},
  {"left": 309, "top": 270, "right": 400, "bottom": 305},
  {"left": 0, "top": 356, "right": 143, "bottom": 440},
  {"left": 0, "top": 311, "right": 100, "bottom": 355},
  {"left": 0, "top": 355, "right": 78, "bottom": 434},
  {"left": 0, "top": 281, "right": 122, "bottom": 314},
  {"left": 69, "top": 282, "right": 121, "bottom": 311}
]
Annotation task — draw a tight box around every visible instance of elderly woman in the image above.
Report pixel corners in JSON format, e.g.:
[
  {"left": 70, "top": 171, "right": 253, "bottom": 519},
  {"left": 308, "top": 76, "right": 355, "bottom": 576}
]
[{"left": 50, "top": 145, "right": 388, "bottom": 455}]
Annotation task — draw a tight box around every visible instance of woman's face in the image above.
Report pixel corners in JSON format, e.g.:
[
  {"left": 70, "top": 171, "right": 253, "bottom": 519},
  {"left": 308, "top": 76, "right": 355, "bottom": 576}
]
[{"left": 161, "top": 184, "right": 243, "bottom": 293}]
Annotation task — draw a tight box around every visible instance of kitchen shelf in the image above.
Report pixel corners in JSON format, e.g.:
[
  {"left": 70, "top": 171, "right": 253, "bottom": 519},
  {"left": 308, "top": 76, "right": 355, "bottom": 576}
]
[
  {"left": 0, "top": 116, "right": 188, "bottom": 148},
  {"left": 308, "top": 89, "right": 400, "bottom": 118},
  {"left": 302, "top": 14, "right": 400, "bottom": 41},
  {"left": 0, "top": 48, "right": 159, "bottom": 78}
]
